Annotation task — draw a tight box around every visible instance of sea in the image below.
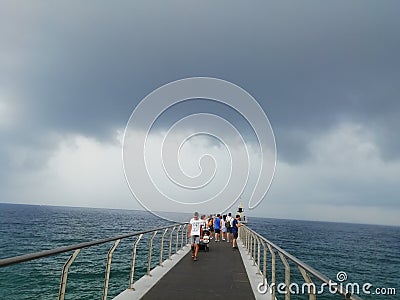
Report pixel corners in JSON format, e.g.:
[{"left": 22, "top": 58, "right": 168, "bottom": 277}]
[{"left": 0, "top": 203, "right": 398, "bottom": 300}]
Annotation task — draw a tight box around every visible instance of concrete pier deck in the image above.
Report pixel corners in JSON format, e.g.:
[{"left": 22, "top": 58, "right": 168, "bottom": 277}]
[
  {"left": 114, "top": 238, "right": 272, "bottom": 300},
  {"left": 142, "top": 239, "right": 253, "bottom": 299}
]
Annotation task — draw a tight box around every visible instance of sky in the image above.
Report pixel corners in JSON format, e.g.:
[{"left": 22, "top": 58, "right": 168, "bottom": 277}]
[{"left": 0, "top": 1, "right": 399, "bottom": 225}]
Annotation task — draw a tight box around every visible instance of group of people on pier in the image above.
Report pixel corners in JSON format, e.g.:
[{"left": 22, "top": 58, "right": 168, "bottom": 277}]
[{"left": 187, "top": 211, "right": 243, "bottom": 261}]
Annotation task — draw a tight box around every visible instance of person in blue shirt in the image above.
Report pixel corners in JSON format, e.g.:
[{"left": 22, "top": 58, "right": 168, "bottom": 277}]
[
  {"left": 231, "top": 214, "right": 243, "bottom": 249},
  {"left": 213, "top": 214, "right": 221, "bottom": 242}
]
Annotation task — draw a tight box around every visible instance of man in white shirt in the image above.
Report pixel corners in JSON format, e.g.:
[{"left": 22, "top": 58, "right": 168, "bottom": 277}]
[
  {"left": 187, "top": 212, "right": 203, "bottom": 261},
  {"left": 226, "top": 213, "right": 233, "bottom": 242}
]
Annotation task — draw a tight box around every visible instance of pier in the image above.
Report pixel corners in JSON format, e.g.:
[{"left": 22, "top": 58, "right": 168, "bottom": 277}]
[{"left": 0, "top": 224, "right": 362, "bottom": 300}]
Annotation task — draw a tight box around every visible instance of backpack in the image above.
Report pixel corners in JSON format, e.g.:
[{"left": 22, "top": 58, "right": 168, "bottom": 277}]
[{"left": 225, "top": 217, "right": 231, "bottom": 229}]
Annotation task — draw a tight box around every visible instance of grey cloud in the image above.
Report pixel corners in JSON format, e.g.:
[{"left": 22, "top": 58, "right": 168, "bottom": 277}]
[{"left": 0, "top": 1, "right": 399, "bottom": 220}]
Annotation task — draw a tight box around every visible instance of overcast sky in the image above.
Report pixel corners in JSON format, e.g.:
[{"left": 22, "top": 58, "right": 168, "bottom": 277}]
[{"left": 0, "top": 1, "right": 399, "bottom": 225}]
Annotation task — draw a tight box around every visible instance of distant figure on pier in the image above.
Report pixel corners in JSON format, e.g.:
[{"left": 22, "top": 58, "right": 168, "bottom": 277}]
[
  {"left": 232, "top": 214, "right": 243, "bottom": 249},
  {"left": 226, "top": 213, "right": 233, "bottom": 242},
  {"left": 188, "top": 212, "right": 203, "bottom": 261},
  {"left": 200, "top": 214, "right": 207, "bottom": 228},
  {"left": 221, "top": 215, "right": 227, "bottom": 241},
  {"left": 214, "top": 214, "right": 221, "bottom": 242},
  {"left": 207, "top": 215, "right": 214, "bottom": 240}
]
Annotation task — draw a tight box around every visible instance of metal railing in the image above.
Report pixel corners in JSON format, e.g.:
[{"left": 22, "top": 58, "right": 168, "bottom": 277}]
[
  {"left": 239, "top": 225, "right": 363, "bottom": 300},
  {"left": 0, "top": 223, "right": 188, "bottom": 300}
]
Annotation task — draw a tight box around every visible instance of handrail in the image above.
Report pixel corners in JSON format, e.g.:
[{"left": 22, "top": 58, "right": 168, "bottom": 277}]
[
  {"left": 0, "top": 223, "right": 184, "bottom": 268},
  {"left": 0, "top": 223, "right": 189, "bottom": 300},
  {"left": 239, "top": 225, "right": 363, "bottom": 300}
]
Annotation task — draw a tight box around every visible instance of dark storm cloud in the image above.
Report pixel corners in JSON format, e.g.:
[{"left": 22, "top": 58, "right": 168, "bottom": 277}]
[{"left": 1, "top": 0, "right": 399, "bottom": 166}]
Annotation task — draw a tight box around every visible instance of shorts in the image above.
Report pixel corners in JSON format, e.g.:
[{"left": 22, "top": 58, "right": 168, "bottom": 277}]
[
  {"left": 232, "top": 232, "right": 238, "bottom": 239},
  {"left": 222, "top": 228, "right": 227, "bottom": 233},
  {"left": 214, "top": 229, "right": 221, "bottom": 234},
  {"left": 190, "top": 235, "right": 200, "bottom": 245},
  {"left": 227, "top": 228, "right": 232, "bottom": 233}
]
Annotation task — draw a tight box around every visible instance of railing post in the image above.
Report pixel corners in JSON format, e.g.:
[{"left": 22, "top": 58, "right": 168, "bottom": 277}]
[
  {"left": 244, "top": 227, "right": 247, "bottom": 250},
  {"left": 147, "top": 231, "right": 158, "bottom": 276},
  {"left": 103, "top": 239, "right": 120, "bottom": 300},
  {"left": 278, "top": 252, "right": 291, "bottom": 300},
  {"left": 244, "top": 227, "right": 247, "bottom": 249},
  {"left": 168, "top": 226, "right": 176, "bottom": 259},
  {"left": 246, "top": 228, "right": 250, "bottom": 251},
  {"left": 181, "top": 224, "right": 186, "bottom": 248},
  {"left": 256, "top": 237, "right": 261, "bottom": 274},
  {"left": 159, "top": 228, "right": 169, "bottom": 266},
  {"left": 248, "top": 233, "right": 252, "bottom": 256},
  {"left": 129, "top": 234, "right": 143, "bottom": 289},
  {"left": 175, "top": 225, "right": 181, "bottom": 254},
  {"left": 262, "top": 241, "right": 267, "bottom": 287},
  {"left": 241, "top": 227, "right": 245, "bottom": 248},
  {"left": 185, "top": 224, "right": 188, "bottom": 245},
  {"left": 58, "top": 249, "right": 80, "bottom": 300},
  {"left": 252, "top": 232, "right": 255, "bottom": 256},
  {"left": 299, "top": 266, "right": 316, "bottom": 300},
  {"left": 267, "top": 244, "right": 276, "bottom": 299},
  {"left": 252, "top": 233, "right": 257, "bottom": 266}
]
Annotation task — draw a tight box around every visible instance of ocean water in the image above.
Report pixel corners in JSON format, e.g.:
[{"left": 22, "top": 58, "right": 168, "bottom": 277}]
[
  {"left": 249, "top": 218, "right": 399, "bottom": 299},
  {"left": 0, "top": 204, "right": 398, "bottom": 299}
]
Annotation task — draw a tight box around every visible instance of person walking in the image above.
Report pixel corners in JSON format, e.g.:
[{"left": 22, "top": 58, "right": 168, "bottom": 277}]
[
  {"left": 188, "top": 212, "right": 203, "bottom": 261},
  {"left": 221, "top": 215, "right": 227, "bottom": 241},
  {"left": 207, "top": 215, "right": 214, "bottom": 240},
  {"left": 214, "top": 214, "right": 221, "bottom": 242},
  {"left": 226, "top": 213, "right": 233, "bottom": 242},
  {"left": 231, "top": 214, "right": 243, "bottom": 249}
]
